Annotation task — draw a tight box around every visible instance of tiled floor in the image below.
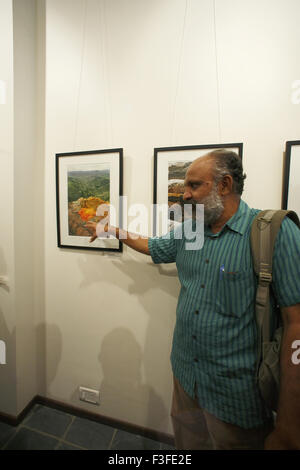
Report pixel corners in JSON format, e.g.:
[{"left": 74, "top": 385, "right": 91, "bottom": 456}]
[{"left": 0, "top": 404, "right": 175, "bottom": 451}]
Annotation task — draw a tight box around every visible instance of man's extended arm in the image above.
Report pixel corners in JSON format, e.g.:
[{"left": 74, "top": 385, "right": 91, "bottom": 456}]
[
  {"left": 265, "top": 303, "right": 300, "bottom": 449},
  {"left": 108, "top": 227, "right": 150, "bottom": 255},
  {"left": 86, "top": 221, "right": 150, "bottom": 255}
]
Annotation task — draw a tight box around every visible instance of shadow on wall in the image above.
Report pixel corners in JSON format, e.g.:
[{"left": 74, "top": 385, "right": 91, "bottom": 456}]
[
  {"left": 0, "top": 247, "right": 9, "bottom": 294},
  {"left": 36, "top": 322, "right": 62, "bottom": 396},
  {"left": 98, "top": 327, "right": 168, "bottom": 431},
  {"left": 77, "top": 249, "right": 180, "bottom": 432},
  {"left": 0, "top": 306, "right": 17, "bottom": 414},
  {"left": 77, "top": 251, "right": 179, "bottom": 297},
  {"left": 0, "top": 308, "right": 9, "bottom": 366},
  {"left": 0, "top": 246, "right": 17, "bottom": 413}
]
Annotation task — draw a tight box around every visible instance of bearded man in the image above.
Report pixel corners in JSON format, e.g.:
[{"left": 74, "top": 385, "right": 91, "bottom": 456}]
[{"left": 86, "top": 149, "right": 300, "bottom": 450}]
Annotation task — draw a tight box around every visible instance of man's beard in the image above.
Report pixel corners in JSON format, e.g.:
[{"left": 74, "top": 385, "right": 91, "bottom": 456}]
[{"left": 182, "top": 183, "right": 224, "bottom": 227}]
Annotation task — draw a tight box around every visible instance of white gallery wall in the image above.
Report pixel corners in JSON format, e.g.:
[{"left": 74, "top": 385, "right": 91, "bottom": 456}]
[
  {"left": 44, "top": 0, "right": 300, "bottom": 435},
  {"left": 0, "top": 0, "right": 300, "bottom": 435},
  {"left": 13, "top": 0, "right": 40, "bottom": 414},
  {"left": 0, "top": 0, "right": 43, "bottom": 416},
  {"left": 0, "top": 0, "right": 17, "bottom": 416}
]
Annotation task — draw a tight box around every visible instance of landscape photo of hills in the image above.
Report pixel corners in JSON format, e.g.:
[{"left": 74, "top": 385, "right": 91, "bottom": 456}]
[
  {"left": 168, "top": 161, "right": 190, "bottom": 222},
  {"left": 67, "top": 165, "right": 110, "bottom": 237}
]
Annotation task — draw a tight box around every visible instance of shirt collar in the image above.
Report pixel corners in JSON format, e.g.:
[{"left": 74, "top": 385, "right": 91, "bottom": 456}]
[
  {"left": 224, "top": 199, "right": 251, "bottom": 235},
  {"left": 204, "top": 199, "right": 251, "bottom": 237}
]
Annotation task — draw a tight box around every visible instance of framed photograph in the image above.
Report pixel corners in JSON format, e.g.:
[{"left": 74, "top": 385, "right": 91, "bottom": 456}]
[
  {"left": 56, "top": 148, "right": 123, "bottom": 252},
  {"left": 282, "top": 141, "right": 300, "bottom": 218},
  {"left": 153, "top": 143, "right": 243, "bottom": 236}
]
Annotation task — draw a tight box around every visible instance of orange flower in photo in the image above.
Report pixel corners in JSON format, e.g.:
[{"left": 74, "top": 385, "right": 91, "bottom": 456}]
[{"left": 78, "top": 207, "right": 96, "bottom": 221}]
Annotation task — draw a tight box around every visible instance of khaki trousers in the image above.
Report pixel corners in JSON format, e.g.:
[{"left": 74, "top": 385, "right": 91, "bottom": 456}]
[{"left": 171, "top": 376, "right": 274, "bottom": 450}]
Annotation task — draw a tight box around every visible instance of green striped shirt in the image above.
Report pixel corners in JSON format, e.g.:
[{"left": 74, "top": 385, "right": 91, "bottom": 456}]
[{"left": 148, "top": 200, "right": 300, "bottom": 428}]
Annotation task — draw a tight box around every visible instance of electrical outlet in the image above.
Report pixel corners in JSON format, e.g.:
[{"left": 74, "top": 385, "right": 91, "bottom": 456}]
[{"left": 79, "top": 387, "right": 100, "bottom": 405}]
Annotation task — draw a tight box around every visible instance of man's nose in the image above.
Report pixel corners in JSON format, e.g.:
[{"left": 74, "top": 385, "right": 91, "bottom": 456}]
[{"left": 183, "top": 189, "right": 192, "bottom": 200}]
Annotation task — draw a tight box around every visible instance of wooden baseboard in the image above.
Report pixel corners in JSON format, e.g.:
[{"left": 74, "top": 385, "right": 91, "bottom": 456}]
[
  {"left": 0, "top": 397, "right": 36, "bottom": 427},
  {"left": 0, "top": 395, "right": 175, "bottom": 446}
]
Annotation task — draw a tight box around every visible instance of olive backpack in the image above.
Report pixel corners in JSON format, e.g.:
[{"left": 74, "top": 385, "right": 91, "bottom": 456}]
[{"left": 250, "top": 209, "right": 300, "bottom": 411}]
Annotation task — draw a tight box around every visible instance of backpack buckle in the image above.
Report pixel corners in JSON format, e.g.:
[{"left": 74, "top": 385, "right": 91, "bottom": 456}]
[{"left": 259, "top": 271, "right": 272, "bottom": 283}]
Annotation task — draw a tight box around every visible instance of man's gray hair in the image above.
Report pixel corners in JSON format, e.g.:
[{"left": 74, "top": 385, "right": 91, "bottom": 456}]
[{"left": 208, "top": 149, "right": 247, "bottom": 195}]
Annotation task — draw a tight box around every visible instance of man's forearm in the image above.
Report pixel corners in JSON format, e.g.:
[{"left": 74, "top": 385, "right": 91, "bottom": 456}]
[
  {"left": 274, "top": 306, "right": 300, "bottom": 448},
  {"left": 109, "top": 227, "right": 150, "bottom": 255}
]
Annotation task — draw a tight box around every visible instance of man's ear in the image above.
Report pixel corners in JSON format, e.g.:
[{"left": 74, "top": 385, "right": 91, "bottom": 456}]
[{"left": 219, "top": 175, "right": 233, "bottom": 195}]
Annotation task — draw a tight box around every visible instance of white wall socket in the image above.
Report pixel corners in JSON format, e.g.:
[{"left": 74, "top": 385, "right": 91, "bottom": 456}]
[{"left": 79, "top": 386, "right": 100, "bottom": 405}]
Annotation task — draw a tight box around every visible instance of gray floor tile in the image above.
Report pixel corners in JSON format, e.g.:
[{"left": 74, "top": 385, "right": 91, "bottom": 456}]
[
  {"left": 0, "top": 421, "right": 17, "bottom": 448},
  {"left": 24, "top": 404, "right": 73, "bottom": 437},
  {"left": 22, "top": 404, "right": 38, "bottom": 424},
  {"left": 1, "top": 404, "right": 170, "bottom": 451},
  {"left": 65, "top": 417, "right": 115, "bottom": 450},
  {"left": 56, "top": 441, "right": 85, "bottom": 450},
  {"left": 160, "top": 442, "right": 176, "bottom": 450},
  {"left": 110, "top": 429, "right": 161, "bottom": 450},
  {"left": 4, "top": 427, "right": 59, "bottom": 450}
]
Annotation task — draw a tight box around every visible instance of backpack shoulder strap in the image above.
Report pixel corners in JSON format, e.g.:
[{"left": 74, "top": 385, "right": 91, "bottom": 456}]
[
  {"left": 251, "top": 209, "right": 300, "bottom": 277},
  {"left": 250, "top": 209, "right": 300, "bottom": 380}
]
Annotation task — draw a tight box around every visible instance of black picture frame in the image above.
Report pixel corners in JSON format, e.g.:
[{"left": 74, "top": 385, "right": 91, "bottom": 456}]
[
  {"left": 282, "top": 140, "right": 300, "bottom": 218},
  {"left": 153, "top": 143, "right": 243, "bottom": 236},
  {"left": 56, "top": 148, "right": 123, "bottom": 252}
]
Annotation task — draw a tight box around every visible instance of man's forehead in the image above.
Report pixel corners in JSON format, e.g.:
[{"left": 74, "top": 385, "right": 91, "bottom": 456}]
[{"left": 186, "top": 155, "right": 214, "bottom": 179}]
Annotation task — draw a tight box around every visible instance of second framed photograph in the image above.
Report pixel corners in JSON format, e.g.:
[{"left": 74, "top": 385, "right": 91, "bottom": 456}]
[
  {"left": 56, "top": 148, "right": 123, "bottom": 252},
  {"left": 153, "top": 143, "right": 243, "bottom": 236},
  {"left": 282, "top": 140, "right": 300, "bottom": 218}
]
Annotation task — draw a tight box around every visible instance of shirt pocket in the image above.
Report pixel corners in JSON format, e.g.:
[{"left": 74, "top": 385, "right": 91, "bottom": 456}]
[{"left": 216, "top": 269, "right": 256, "bottom": 318}]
